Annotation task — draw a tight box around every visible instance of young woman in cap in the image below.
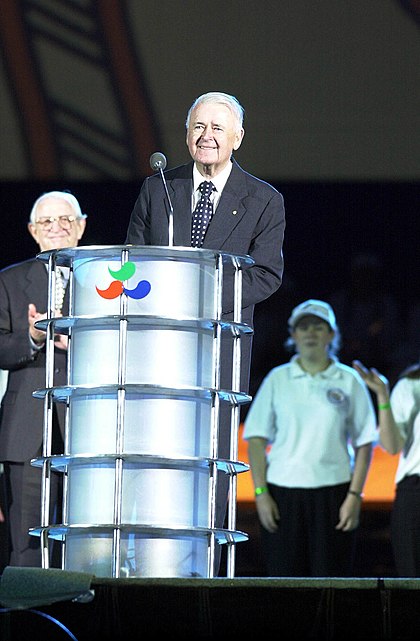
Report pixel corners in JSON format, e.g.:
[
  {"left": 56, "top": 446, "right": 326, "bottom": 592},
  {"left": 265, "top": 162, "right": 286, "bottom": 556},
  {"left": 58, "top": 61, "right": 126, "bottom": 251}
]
[{"left": 243, "top": 299, "right": 377, "bottom": 577}]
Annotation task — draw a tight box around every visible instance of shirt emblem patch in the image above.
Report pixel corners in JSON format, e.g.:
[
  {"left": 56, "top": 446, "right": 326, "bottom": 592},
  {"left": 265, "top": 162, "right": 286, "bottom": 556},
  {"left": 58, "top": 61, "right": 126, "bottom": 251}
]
[{"left": 326, "top": 388, "right": 347, "bottom": 405}]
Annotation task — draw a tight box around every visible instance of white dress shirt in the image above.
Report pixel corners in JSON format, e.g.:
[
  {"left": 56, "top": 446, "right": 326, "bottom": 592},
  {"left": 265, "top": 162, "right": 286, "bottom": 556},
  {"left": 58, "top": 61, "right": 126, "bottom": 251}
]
[{"left": 192, "top": 161, "right": 233, "bottom": 212}]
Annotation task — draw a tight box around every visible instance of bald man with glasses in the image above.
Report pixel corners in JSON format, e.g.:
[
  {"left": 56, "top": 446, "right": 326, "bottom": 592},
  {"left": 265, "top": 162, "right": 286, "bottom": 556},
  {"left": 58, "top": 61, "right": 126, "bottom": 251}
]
[{"left": 0, "top": 191, "right": 87, "bottom": 567}]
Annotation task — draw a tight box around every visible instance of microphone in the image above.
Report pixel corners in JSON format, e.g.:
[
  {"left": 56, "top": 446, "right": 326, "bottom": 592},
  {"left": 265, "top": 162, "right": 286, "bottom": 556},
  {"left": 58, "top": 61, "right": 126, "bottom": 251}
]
[
  {"left": 149, "top": 152, "right": 174, "bottom": 247},
  {"left": 149, "top": 152, "right": 167, "bottom": 171}
]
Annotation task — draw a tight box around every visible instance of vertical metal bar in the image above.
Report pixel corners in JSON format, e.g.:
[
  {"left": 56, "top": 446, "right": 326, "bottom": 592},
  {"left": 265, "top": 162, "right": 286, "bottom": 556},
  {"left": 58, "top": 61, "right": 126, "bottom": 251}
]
[
  {"left": 208, "top": 460, "right": 217, "bottom": 530},
  {"left": 61, "top": 463, "right": 68, "bottom": 569},
  {"left": 214, "top": 253, "right": 224, "bottom": 321},
  {"left": 226, "top": 530, "right": 236, "bottom": 578},
  {"left": 207, "top": 389, "right": 219, "bottom": 577},
  {"left": 168, "top": 208, "right": 174, "bottom": 247},
  {"left": 112, "top": 459, "right": 123, "bottom": 579},
  {"left": 65, "top": 261, "right": 74, "bottom": 404},
  {"left": 232, "top": 258, "right": 243, "bottom": 393},
  {"left": 209, "top": 252, "right": 224, "bottom": 578},
  {"left": 40, "top": 526, "right": 50, "bottom": 569},
  {"left": 210, "top": 389, "right": 220, "bottom": 462},
  {"left": 227, "top": 256, "right": 244, "bottom": 578},
  {"left": 226, "top": 400, "right": 241, "bottom": 578},
  {"left": 112, "top": 249, "right": 129, "bottom": 577},
  {"left": 232, "top": 258, "right": 242, "bottom": 324},
  {"left": 231, "top": 328, "right": 242, "bottom": 394},
  {"left": 207, "top": 531, "right": 215, "bottom": 579},
  {"left": 230, "top": 400, "right": 240, "bottom": 463},
  {"left": 212, "top": 321, "right": 222, "bottom": 393},
  {"left": 67, "top": 259, "right": 74, "bottom": 317},
  {"left": 40, "top": 252, "right": 60, "bottom": 568},
  {"left": 40, "top": 342, "right": 54, "bottom": 568},
  {"left": 46, "top": 252, "right": 56, "bottom": 320},
  {"left": 62, "top": 254, "right": 72, "bottom": 570}
]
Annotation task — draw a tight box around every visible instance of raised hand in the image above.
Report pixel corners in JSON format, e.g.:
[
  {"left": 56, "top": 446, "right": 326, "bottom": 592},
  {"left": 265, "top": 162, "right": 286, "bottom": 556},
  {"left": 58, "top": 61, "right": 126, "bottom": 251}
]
[{"left": 352, "top": 359, "right": 389, "bottom": 400}]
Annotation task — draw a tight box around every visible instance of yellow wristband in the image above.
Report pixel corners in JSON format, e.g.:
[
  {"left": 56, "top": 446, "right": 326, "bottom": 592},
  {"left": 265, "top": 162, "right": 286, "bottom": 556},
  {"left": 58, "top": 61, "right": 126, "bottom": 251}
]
[{"left": 255, "top": 486, "right": 268, "bottom": 497}]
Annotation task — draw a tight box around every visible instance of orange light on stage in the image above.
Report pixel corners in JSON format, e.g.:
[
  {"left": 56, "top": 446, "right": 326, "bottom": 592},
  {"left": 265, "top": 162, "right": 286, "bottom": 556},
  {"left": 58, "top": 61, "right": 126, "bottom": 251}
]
[
  {"left": 237, "top": 424, "right": 400, "bottom": 504},
  {"left": 363, "top": 444, "right": 399, "bottom": 503}
]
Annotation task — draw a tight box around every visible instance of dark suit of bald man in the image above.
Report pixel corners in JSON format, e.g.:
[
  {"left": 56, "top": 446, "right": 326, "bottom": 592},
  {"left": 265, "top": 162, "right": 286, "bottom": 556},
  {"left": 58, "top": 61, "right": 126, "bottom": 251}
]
[
  {"left": 126, "top": 158, "right": 285, "bottom": 398},
  {"left": 0, "top": 258, "right": 66, "bottom": 566}
]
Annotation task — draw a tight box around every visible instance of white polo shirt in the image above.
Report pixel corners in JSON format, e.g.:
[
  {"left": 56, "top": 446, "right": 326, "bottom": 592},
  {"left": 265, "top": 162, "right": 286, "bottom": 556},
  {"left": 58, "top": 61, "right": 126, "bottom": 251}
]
[
  {"left": 391, "top": 376, "right": 420, "bottom": 484},
  {"left": 243, "top": 355, "right": 377, "bottom": 488}
]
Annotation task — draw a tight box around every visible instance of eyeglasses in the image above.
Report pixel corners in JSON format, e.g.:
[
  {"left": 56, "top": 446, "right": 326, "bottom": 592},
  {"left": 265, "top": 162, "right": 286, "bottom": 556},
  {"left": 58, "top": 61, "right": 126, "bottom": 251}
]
[{"left": 35, "top": 215, "right": 80, "bottom": 230}]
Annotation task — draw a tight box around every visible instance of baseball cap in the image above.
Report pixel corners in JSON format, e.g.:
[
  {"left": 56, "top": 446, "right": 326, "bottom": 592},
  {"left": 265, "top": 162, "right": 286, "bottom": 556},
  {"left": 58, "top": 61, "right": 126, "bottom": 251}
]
[{"left": 288, "top": 299, "right": 337, "bottom": 331}]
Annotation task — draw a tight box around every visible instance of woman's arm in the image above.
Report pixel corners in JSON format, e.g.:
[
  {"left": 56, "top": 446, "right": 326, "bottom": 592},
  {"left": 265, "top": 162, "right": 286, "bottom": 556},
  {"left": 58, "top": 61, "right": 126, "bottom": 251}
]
[
  {"left": 247, "top": 436, "right": 280, "bottom": 533},
  {"left": 352, "top": 360, "right": 405, "bottom": 454}
]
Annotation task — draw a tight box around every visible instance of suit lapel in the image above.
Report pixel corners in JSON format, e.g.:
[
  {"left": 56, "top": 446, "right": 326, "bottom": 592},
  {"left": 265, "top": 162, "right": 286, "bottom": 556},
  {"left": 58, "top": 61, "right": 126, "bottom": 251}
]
[
  {"left": 24, "top": 260, "right": 49, "bottom": 308},
  {"left": 203, "top": 161, "right": 248, "bottom": 247},
  {"left": 25, "top": 260, "right": 70, "bottom": 314},
  {"left": 166, "top": 160, "right": 249, "bottom": 248},
  {"left": 170, "top": 180, "right": 192, "bottom": 246},
  {"left": 167, "top": 164, "right": 194, "bottom": 247}
]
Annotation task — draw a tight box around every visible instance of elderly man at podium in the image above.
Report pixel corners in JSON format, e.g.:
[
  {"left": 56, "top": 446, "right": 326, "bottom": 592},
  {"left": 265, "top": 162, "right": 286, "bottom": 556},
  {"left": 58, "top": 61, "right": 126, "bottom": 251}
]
[
  {"left": 126, "top": 90, "right": 285, "bottom": 403},
  {"left": 0, "top": 191, "right": 87, "bottom": 568},
  {"left": 126, "top": 92, "right": 285, "bottom": 573}
]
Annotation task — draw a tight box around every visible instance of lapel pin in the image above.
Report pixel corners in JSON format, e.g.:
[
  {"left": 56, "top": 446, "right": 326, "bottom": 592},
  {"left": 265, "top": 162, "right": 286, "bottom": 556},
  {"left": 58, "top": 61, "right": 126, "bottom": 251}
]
[{"left": 232, "top": 210, "right": 238, "bottom": 215}]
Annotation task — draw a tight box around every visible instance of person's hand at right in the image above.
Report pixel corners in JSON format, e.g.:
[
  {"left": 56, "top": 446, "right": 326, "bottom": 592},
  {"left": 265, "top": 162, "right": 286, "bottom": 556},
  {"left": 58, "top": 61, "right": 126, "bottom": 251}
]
[
  {"left": 255, "top": 492, "right": 280, "bottom": 533},
  {"left": 352, "top": 359, "right": 390, "bottom": 401},
  {"left": 28, "top": 303, "right": 47, "bottom": 345},
  {"left": 28, "top": 303, "right": 68, "bottom": 351}
]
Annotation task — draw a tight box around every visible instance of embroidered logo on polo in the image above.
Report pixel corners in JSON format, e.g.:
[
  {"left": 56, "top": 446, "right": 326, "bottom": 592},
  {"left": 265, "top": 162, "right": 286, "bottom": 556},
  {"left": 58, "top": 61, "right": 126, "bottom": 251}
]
[
  {"left": 326, "top": 388, "right": 347, "bottom": 406},
  {"left": 96, "top": 261, "right": 151, "bottom": 300}
]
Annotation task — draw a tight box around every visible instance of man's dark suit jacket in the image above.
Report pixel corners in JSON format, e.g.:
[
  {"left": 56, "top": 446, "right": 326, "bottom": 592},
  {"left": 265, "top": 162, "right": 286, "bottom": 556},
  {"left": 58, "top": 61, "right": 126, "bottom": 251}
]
[
  {"left": 0, "top": 258, "right": 66, "bottom": 462},
  {"left": 125, "top": 159, "right": 286, "bottom": 394}
]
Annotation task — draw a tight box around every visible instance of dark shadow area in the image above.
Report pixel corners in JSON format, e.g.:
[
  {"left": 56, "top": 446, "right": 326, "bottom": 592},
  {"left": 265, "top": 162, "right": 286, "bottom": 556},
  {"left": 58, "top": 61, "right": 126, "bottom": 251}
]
[
  {"left": 232, "top": 501, "right": 396, "bottom": 579},
  {"left": 2, "top": 574, "right": 420, "bottom": 640}
]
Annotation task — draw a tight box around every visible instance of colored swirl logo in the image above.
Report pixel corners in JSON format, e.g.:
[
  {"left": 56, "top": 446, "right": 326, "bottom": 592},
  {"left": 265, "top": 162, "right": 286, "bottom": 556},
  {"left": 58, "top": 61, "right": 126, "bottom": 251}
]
[{"left": 96, "top": 261, "right": 151, "bottom": 300}]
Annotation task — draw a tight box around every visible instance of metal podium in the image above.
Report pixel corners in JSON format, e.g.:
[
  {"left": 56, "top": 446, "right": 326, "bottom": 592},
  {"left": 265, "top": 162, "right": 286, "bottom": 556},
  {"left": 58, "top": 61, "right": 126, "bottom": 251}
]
[{"left": 31, "top": 245, "right": 253, "bottom": 578}]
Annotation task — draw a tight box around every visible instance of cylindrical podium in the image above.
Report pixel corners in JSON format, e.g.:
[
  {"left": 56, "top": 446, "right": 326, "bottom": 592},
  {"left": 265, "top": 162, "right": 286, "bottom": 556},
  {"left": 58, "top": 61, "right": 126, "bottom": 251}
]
[{"left": 31, "top": 246, "right": 253, "bottom": 578}]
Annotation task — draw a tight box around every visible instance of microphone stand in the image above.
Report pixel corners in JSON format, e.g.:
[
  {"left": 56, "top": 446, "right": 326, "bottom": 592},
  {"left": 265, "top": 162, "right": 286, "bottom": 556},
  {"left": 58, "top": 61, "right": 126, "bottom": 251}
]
[
  {"left": 158, "top": 167, "right": 174, "bottom": 247},
  {"left": 149, "top": 152, "right": 174, "bottom": 247}
]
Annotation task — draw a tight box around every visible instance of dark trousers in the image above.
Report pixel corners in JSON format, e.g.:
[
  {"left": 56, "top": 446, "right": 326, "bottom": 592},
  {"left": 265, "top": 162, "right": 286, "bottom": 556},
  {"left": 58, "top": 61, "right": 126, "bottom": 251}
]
[
  {"left": 260, "top": 482, "right": 356, "bottom": 577},
  {"left": 3, "top": 460, "right": 62, "bottom": 567},
  {"left": 391, "top": 475, "right": 420, "bottom": 577}
]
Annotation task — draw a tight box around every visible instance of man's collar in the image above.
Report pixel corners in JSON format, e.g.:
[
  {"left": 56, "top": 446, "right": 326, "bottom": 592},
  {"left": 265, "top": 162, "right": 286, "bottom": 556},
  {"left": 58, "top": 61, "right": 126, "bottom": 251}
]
[{"left": 193, "top": 161, "right": 233, "bottom": 193}]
